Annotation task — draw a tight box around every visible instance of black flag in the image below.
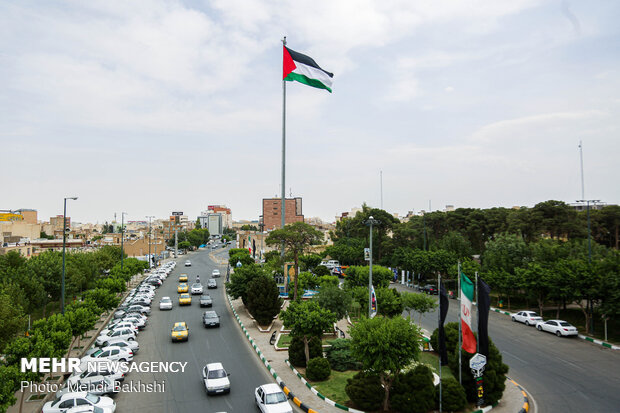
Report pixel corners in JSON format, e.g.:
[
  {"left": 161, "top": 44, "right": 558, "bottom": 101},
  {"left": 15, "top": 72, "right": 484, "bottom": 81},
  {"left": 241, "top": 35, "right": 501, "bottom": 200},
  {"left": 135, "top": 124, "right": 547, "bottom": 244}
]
[
  {"left": 438, "top": 282, "right": 449, "bottom": 365},
  {"left": 478, "top": 277, "right": 491, "bottom": 357}
]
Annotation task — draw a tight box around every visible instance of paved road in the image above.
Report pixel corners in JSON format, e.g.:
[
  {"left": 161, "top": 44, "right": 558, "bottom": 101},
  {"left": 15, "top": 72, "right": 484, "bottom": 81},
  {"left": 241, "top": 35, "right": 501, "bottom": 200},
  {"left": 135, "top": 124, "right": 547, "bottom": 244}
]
[
  {"left": 392, "top": 284, "right": 620, "bottom": 413},
  {"left": 114, "top": 248, "right": 296, "bottom": 413}
]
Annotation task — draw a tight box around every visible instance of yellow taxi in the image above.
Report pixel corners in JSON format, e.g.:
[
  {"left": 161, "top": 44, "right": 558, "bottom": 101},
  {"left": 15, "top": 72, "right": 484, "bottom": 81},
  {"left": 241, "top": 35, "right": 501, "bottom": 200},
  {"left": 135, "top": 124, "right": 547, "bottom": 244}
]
[
  {"left": 171, "top": 322, "right": 189, "bottom": 342},
  {"left": 177, "top": 283, "right": 189, "bottom": 293},
  {"left": 179, "top": 274, "right": 188, "bottom": 282},
  {"left": 178, "top": 293, "right": 192, "bottom": 306}
]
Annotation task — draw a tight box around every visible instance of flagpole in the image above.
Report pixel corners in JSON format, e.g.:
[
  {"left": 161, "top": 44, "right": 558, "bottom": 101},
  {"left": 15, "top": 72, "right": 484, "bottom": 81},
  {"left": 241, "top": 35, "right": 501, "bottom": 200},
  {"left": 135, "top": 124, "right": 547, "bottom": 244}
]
[
  {"left": 475, "top": 271, "right": 479, "bottom": 352},
  {"left": 458, "top": 260, "right": 462, "bottom": 385},
  {"left": 438, "top": 271, "right": 442, "bottom": 413},
  {"left": 280, "top": 36, "right": 287, "bottom": 262}
]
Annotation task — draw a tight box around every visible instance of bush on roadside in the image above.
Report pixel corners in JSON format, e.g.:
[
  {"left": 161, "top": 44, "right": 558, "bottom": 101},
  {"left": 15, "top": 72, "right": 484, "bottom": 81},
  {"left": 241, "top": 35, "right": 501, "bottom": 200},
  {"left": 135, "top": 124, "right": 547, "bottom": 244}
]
[
  {"left": 324, "top": 339, "right": 361, "bottom": 371},
  {"left": 344, "top": 371, "right": 383, "bottom": 411},
  {"left": 306, "top": 357, "right": 331, "bottom": 381},
  {"left": 288, "top": 335, "right": 322, "bottom": 367},
  {"left": 436, "top": 377, "right": 467, "bottom": 411},
  {"left": 245, "top": 276, "right": 282, "bottom": 326},
  {"left": 390, "top": 364, "right": 436, "bottom": 413}
]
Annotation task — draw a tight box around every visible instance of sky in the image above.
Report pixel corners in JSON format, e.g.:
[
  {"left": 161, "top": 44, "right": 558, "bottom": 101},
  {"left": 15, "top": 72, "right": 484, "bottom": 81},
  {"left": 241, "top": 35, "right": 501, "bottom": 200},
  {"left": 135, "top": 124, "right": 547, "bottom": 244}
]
[{"left": 2, "top": 0, "right": 619, "bottom": 224}]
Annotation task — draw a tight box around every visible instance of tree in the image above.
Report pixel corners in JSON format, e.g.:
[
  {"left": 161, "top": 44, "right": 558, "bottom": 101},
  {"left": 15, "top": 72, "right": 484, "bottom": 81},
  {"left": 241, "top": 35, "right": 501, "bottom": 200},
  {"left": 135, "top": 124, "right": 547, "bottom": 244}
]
[
  {"left": 375, "top": 287, "right": 403, "bottom": 317},
  {"left": 0, "top": 289, "right": 26, "bottom": 352},
  {"left": 349, "top": 316, "right": 422, "bottom": 411},
  {"left": 279, "top": 300, "right": 336, "bottom": 363},
  {"left": 299, "top": 254, "right": 323, "bottom": 272},
  {"left": 64, "top": 306, "right": 99, "bottom": 353},
  {"left": 401, "top": 291, "right": 437, "bottom": 326},
  {"left": 178, "top": 240, "right": 191, "bottom": 250},
  {"left": 225, "top": 264, "right": 266, "bottom": 305},
  {"left": 344, "top": 265, "right": 393, "bottom": 289},
  {"left": 314, "top": 286, "right": 352, "bottom": 320},
  {"left": 390, "top": 364, "right": 436, "bottom": 413},
  {"left": 266, "top": 222, "right": 324, "bottom": 300},
  {"left": 82, "top": 288, "right": 120, "bottom": 312},
  {"left": 245, "top": 276, "right": 282, "bottom": 326}
]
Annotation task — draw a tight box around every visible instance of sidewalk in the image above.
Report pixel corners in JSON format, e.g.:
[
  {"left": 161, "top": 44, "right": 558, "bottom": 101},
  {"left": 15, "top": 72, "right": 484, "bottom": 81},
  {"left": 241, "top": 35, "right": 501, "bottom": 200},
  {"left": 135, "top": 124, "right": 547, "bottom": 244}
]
[{"left": 228, "top": 290, "right": 532, "bottom": 413}]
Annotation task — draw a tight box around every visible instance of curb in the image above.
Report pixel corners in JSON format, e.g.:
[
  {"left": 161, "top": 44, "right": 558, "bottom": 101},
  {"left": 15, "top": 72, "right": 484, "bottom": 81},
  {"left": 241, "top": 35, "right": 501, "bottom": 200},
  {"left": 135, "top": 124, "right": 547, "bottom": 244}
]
[
  {"left": 285, "top": 360, "right": 365, "bottom": 413},
  {"left": 226, "top": 294, "right": 320, "bottom": 413},
  {"left": 507, "top": 377, "right": 529, "bottom": 413},
  {"left": 490, "top": 307, "right": 619, "bottom": 350}
]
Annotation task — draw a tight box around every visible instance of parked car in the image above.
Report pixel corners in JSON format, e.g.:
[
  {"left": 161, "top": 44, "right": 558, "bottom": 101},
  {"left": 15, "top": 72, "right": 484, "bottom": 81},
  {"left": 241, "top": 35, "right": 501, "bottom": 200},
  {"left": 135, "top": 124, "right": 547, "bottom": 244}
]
[
  {"left": 207, "top": 279, "right": 217, "bottom": 289},
  {"left": 89, "top": 338, "right": 138, "bottom": 355},
  {"left": 79, "top": 347, "right": 133, "bottom": 370},
  {"left": 203, "top": 311, "right": 220, "bottom": 328},
  {"left": 535, "top": 319, "right": 578, "bottom": 337},
  {"left": 191, "top": 283, "right": 204, "bottom": 295},
  {"left": 255, "top": 383, "right": 293, "bottom": 413},
  {"left": 67, "top": 364, "right": 124, "bottom": 385},
  {"left": 199, "top": 294, "right": 213, "bottom": 307},
  {"left": 42, "top": 392, "right": 116, "bottom": 413},
  {"left": 159, "top": 296, "right": 173, "bottom": 310},
  {"left": 95, "top": 328, "right": 136, "bottom": 347},
  {"left": 202, "top": 362, "right": 230, "bottom": 395},
  {"left": 421, "top": 284, "right": 438, "bottom": 295},
  {"left": 56, "top": 376, "right": 119, "bottom": 398},
  {"left": 211, "top": 269, "right": 220, "bottom": 278},
  {"left": 512, "top": 311, "right": 543, "bottom": 326},
  {"left": 99, "top": 323, "right": 138, "bottom": 337}
]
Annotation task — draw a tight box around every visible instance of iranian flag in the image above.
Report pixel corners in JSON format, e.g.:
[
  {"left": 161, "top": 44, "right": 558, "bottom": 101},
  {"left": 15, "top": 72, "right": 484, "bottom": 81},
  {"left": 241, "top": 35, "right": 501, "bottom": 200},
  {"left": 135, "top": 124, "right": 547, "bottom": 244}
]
[
  {"left": 460, "top": 272, "right": 476, "bottom": 353},
  {"left": 283, "top": 46, "right": 333, "bottom": 92}
]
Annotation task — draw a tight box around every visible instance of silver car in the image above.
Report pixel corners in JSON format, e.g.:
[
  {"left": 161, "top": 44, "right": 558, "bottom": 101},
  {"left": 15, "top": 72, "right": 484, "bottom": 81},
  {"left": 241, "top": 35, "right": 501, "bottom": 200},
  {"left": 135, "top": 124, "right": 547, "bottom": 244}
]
[{"left": 159, "top": 296, "right": 173, "bottom": 310}]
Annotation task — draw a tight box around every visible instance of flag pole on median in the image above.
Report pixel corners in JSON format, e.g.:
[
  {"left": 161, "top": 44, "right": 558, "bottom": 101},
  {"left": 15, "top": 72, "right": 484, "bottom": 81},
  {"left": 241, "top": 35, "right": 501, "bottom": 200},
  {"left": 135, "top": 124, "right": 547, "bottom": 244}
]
[{"left": 458, "top": 260, "right": 462, "bottom": 385}]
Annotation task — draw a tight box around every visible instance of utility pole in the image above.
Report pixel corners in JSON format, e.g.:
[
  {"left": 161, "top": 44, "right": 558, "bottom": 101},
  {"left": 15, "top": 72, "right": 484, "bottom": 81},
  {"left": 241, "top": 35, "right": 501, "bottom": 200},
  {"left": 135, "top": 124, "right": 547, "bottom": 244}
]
[
  {"left": 146, "top": 216, "right": 154, "bottom": 267},
  {"left": 121, "top": 212, "right": 127, "bottom": 270},
  {"left": 61, "top": 196, "right": 78, "bottom": 314},
  {"left": 365, "top": 216, "right": 380, "bottom": 317}
]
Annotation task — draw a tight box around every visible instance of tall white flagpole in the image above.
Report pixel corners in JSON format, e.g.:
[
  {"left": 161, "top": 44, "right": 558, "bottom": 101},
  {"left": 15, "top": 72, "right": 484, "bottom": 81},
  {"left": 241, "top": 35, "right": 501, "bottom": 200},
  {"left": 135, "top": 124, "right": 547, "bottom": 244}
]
[
  {"left": 280, "top": 36, "right": 287, "bottom": 290},
  {"left": 476, "top": 271, "right": 479, "bottom": 352},
  {"left": 458, "top": 260, "right": 462, "bottom": 385},
  {"left": 438, "top": 271, "right": 442, "bottom": 413}
]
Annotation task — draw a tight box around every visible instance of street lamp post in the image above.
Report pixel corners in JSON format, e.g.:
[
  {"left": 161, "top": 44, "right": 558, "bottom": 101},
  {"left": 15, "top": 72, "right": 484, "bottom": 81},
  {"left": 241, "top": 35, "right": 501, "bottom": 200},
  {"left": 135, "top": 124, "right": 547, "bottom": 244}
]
[
  {"left": 121, "top": 212, "right": 127, "bottom": 270},
  {"left": 365, "top": 216, "right": 380, "bottom": 318},
  {"left": 146, "top": 216, "right": 155, "bottom": 268},
  {"left": 61, "top": 196, "right": 78, "bottom": 314}
]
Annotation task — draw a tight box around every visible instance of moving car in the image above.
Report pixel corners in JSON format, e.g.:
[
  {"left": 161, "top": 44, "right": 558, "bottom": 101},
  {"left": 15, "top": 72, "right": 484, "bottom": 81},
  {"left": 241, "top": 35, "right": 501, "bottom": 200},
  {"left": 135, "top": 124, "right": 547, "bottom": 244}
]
[
  {"left": 202, "top": 362, "right": 230, "bottom": 395},
  {"left": 199, "top": 294, "right": 213, "bottom": 307},
  {"left": 255, "top": 383, "right": 292, "bottom": 413},
  {"left": 179, "top": 274, "right": 188, "bottom": 282},
  {"left": 171, "top": 322, "right": 189, "bottom": 342},
  {"left": 421, "top": 284, "right": 438, "bottom": 295},
  {"left": 536, "top": 319, "right": 578, "bottom": 337},
  {"left": 185, "top": 260, "right": 192, "bottom": 267},
  {"left": 512, "top": 311, "right": 543, "bottom": 326},
  {"left": 191, "top": 283, "right": 204, "bottom": 295},
  {"left": 177, "top": 283, "right": 189, "bottom": 293},
  {"left": 42, "top": 392, "right": 116, "bottom": 413},
  {"left": 207, "top": 279, "right": 217, "bottom": 289},
  {"left": 178, "top": 293, "right": 192, "bottom": 306},
  {"left": 211, "top": 269, "right": 220, "bottom": 278},
  {"left": 203, "top": 311, "right": 220, "bottom": 328},
  {"left": 159, "top": 296, "right": 173, "bottom": 310}
]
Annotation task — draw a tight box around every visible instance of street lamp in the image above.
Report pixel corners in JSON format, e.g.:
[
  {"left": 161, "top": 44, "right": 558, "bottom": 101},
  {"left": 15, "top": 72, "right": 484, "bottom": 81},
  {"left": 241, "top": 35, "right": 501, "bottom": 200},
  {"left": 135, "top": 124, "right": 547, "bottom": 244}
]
[
  {"left": 121, "top": 212, "right": 127, "bottom": 270},
  {"left": 365, "top": 215, "right": 380, "bottom": 318},
  {"left": 61, "top": 196, "right": 78, "bottom": 314},
  {"left": 146, "top": 216, "right": 155, "bottom": 268}
]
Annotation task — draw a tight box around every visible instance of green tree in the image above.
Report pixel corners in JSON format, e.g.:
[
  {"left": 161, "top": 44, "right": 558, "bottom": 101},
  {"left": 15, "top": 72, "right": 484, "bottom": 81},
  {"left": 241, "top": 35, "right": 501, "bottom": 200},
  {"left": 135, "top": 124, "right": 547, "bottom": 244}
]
[
  {"left": 225, "top": 264, "right": 266, "bottom": 305},
  {"left": 299, "top": 254, "right": 323, "bottom": 272},
  {"left": 375, "top": 287, "right": 403, "bottom": 317},
  {"left": 344, "top": 265, "right": 393, "bottom": 289},
  {"left": 314, "top": 286, "right": 352, "bottom": 320},
  {"left": 349, "top": 316, "right": 422, "bottom": 411},
  {"left": 401, "top": 291, "right": 437, "bottom": 326},
  {"left": 245, "top": 276, "right": 282, "bottom": 326},
  {"left": 82, "top": 288, "right": 120, "bottom": 312},
  {"left": 266, "top": 222, "right": 324, "bottom": 300},
  {"left": 64, "top": 306, "right": 99, "bottom": 352},
  {"left": 0, "top": 289, "right": 27, "bottom": 352},
  {"left": 280, "top": 300, "right": 336, "bottom": 363},
  {"left": 390, "top": 364, "right": 436, "bottom": 413}
]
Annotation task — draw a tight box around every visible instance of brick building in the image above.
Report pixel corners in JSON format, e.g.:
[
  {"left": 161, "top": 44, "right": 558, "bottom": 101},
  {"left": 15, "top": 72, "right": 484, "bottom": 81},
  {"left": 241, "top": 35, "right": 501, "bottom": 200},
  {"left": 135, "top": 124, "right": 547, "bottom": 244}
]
[{"left": 262, "top": 197, "right": 304, "bottom": 230}]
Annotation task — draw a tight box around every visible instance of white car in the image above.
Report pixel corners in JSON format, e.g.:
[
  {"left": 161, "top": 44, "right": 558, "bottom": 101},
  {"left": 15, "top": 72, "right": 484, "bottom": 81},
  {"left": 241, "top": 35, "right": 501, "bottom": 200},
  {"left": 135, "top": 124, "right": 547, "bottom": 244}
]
[
  {"left": 42, "top": 392, "right": 116, "bottom": 413},
  {"left": 65, "top": 406, "right": 113, "bottom": 413},
  {"left": 56, "top": 376, "right": 119, "bottom": 398},
  {"left": 202, "top": 362, "right": 230, "bottom": 395},
  {"left": 100, "top": 323, "right": 138, "bottom": 337},
  {"left": 95, "top": 328, "right": 136, "bottom": 347},
  {"left": 67, "top": 365, "right": 124, "bottom": 387},
  {"left": 79, "top": 347, "right": 133, "bottom": 370},
  {"left": 87, "top": 339, "right": 139, "bottom": 355},
  {"left": 255, "top": 383, "right": 293, "bottom": 413},
  {"left": 211, "top": 269, "right": 220, "bottom": 278},
  {"left": 185, "top": 260, "right": 192, "bottom": 267},
  {"left": 191, "top": 283, "right": 204, "bottom": 295},
  {"left": 536, "top": 319, "right": 578, "bottom": 337},
  {"left": 511, "top": 311, "right": 543, "bottom": 326},
  {"left": 159, "top": 296, "right": 173, "bottom": 310}
]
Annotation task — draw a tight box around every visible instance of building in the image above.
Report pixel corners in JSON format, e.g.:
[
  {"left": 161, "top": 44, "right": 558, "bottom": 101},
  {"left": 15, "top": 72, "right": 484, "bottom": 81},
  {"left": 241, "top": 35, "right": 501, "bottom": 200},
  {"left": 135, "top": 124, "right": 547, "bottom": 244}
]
[
  {"left": 198, "top": 213, "right": 223, "bottom": 236},
  {"left": 262, "top": 197, "right": 304, "bottom": 230},
  {"left": 50, "top": 214, "right": 71, "bottom": 231},
  {"left": 203, "top": 205, "right": 232, "bottom": 229}
]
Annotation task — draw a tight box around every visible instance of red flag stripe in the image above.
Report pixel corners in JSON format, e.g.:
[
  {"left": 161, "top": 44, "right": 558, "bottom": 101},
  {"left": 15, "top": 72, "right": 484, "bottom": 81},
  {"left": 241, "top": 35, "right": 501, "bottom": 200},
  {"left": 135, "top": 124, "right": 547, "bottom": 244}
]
[{"left": 283, "top": 46, "right": 297, "bottom": 79}]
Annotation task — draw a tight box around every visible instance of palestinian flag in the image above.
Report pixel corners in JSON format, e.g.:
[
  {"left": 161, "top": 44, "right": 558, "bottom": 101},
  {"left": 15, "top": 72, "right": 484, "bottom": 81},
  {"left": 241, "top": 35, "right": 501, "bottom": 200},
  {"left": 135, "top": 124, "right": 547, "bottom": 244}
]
[
  {"left": 460, "top": 272, "right": 476, "bottom": 353},
  {"left": 283, "top": 46, "right": 333, "bottom": 92}
]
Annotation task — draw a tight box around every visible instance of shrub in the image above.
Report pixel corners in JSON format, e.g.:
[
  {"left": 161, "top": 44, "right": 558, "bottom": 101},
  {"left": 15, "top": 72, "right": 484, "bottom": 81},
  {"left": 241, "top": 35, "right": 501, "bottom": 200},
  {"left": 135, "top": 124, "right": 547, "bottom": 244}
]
[
  {"left": 306, "top": 357, "right": 331, "bottom": 381},
  {"left": 344, "top": 371, "right": 383, "bottom": 411},
  {"left": 390, "top": 364, "right": 436, "bottom": 413},
  {"left": 288, "top": 335, "right": 322, "bottom": 367},
  {"left": 324, "top": 339, "right": 361, "bottom": 371},
  {"left": 437, "top": 377, "right": 467, "bottom": 411},
  {"left": 314, "top": 265, "right": 331, "bottom": 276}
]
